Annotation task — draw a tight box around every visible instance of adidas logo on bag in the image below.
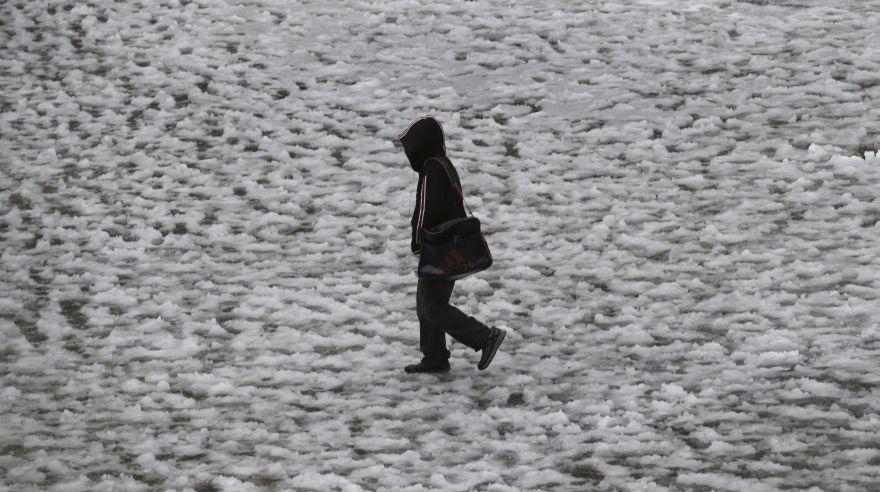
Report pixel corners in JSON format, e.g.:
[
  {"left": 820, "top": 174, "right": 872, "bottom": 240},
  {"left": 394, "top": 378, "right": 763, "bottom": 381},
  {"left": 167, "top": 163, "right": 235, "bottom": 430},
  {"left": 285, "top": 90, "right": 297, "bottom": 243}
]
[{"left": 441, "top": 248, "right": 475, "bottom": 275}]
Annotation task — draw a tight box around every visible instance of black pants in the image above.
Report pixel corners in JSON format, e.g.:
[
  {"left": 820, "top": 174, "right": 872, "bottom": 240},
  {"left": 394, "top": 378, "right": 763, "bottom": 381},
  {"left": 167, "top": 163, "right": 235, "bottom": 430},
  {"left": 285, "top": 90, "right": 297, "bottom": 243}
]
[{"left": 416, "top": 278, "right": 492, "bottom": 363}]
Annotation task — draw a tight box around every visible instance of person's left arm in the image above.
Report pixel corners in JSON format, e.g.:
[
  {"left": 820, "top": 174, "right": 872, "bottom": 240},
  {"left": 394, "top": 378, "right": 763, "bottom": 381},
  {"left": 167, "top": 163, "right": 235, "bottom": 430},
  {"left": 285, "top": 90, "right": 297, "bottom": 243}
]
[{"left": 418, "top": 160, "right": 450, "bottom": 230}]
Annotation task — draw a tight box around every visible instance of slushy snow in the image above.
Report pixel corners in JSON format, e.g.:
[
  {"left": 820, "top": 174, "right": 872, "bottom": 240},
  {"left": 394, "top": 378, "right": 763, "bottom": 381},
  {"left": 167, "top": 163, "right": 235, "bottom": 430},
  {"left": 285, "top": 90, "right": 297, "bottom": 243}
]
[{"left": 2, "top": 0, "right": 880, "bottom": 490}]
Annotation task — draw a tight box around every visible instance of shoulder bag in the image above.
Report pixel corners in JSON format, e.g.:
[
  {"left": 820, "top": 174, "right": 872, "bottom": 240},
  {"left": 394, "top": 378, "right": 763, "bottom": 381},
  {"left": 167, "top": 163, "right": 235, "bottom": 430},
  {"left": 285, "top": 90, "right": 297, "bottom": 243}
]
[{"left": 417, "top": 158, "right": 493, "bottom": 280}]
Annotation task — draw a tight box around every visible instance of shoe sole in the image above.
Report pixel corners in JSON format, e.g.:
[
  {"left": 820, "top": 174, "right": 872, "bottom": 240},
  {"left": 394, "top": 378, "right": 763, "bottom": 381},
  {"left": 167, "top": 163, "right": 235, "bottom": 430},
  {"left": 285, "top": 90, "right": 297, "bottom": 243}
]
[
  {"left": 478, "top": 329, "right": 506, "bottom": 370},
  {"left": 404, "top": 366, "right": 450, "bottom": 374}
]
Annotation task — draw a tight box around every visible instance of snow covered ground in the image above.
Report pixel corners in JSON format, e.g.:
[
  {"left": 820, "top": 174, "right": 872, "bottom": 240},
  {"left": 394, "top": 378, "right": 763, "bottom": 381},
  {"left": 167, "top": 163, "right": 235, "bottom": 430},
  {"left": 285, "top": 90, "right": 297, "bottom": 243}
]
[{"left": 2, "top": 0, "right": 880, "bottom": 489}]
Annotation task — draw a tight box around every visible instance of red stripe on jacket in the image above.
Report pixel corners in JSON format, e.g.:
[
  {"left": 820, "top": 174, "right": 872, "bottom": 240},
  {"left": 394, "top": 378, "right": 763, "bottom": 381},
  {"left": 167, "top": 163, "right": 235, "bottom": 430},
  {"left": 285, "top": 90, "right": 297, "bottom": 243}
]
[{"left": 416, "top": 174, "right": 427, "bottom": 244}]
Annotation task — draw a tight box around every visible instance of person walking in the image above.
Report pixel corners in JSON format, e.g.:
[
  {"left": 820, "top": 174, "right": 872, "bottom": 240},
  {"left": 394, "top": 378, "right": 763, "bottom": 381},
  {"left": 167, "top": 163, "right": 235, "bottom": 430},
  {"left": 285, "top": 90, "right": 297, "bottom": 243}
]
[{"left": 398, "top": 115, "right": 506, "bottom": 373}]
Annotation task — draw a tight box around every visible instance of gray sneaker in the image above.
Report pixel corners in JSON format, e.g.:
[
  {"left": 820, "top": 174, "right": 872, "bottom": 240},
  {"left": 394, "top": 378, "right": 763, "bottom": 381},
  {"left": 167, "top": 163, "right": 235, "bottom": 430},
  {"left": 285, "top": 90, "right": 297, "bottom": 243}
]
[
  {"left": 404, "top": 360, "right": 451, "bottom": 373},
  {"left": 478, "top": 328, "right": 506, "bottom": 370}
]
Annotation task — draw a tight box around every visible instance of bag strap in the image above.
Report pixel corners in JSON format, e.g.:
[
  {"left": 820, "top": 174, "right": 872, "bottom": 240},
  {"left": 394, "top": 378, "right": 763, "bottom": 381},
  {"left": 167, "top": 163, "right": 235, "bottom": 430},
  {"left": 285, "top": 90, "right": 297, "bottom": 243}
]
[{"left": 426, "top": 157, "right": 473, "bottom": 217}]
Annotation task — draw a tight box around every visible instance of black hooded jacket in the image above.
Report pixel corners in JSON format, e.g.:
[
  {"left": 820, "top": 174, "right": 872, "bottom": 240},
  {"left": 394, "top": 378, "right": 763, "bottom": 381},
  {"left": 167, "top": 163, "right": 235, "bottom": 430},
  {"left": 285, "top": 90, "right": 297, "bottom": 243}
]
[{"left": 398, "top": 116, "right": 467, "bottom": 255}]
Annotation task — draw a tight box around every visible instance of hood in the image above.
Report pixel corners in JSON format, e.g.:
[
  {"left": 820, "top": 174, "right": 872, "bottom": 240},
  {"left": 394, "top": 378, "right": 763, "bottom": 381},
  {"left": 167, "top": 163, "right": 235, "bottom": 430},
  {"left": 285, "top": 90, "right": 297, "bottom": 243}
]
[{"left": 398, "top": 116, "right": 446, "bottom": 172}]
